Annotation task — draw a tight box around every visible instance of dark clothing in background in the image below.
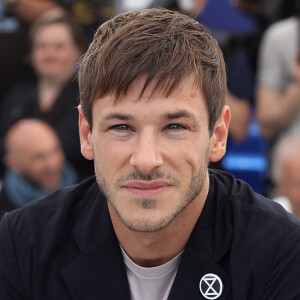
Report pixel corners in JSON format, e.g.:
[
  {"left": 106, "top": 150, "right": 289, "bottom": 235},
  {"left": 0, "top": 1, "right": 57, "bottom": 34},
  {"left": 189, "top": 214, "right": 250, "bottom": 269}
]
[
  {"left": 59, "top": 0, "right": 114, "bottom": 43},
  {"left": 0, "top": 188, "right": 16, "bottom": 221},
  {"left": 0, "top": 6, "right": 33, "bottom": 109},
  {"left": 0, "top": 79, "right": 93, "bottom": 180},
  {"left": 0, "top": 169, "right": 300, "bottom": 299}
]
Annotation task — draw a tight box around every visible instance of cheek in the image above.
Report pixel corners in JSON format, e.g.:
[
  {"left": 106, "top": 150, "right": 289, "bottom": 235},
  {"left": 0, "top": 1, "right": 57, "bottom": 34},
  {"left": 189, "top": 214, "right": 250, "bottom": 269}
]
[
  {"left": 93, "top": 138, "right": 130, "bottom": 176},
  {"left": 172, "top": 140, "right": 208, "bottom": 170},
  {"left": 288, "top": 190, "right": 300, "bottom": 203},
  {"left": 54, "top": 153, "right": 64, "bottom": 168},
  {"left": 35, "top": 162, "right": 47, "bottom": 173},
  {"left": 32, "top": 52, "right": 42, "bottom": 67},
  {"left": 61, "top": 48, "right": 80, "bottom": 65},
  {"left": 166, "top": 148, "right": 203, "bottom": 184},
  {"left": 22, "top": 162, "right": 40, "bottom": 177}
]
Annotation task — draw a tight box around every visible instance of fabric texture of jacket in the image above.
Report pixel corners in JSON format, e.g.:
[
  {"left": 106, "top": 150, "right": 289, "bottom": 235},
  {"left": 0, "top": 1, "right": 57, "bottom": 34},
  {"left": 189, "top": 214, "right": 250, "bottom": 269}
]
[{"left": 0, "top": 169, "right": 300, "bottom": 299}]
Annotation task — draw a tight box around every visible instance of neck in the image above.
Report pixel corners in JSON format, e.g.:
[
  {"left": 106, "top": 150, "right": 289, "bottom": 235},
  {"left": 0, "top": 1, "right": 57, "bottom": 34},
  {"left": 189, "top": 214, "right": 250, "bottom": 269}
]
[
  {"left": 109, "top": 175, "right": 209, "bottom": 267},
  {"left": 292, "top": 204, "right": 300, "bottom": 219},
  {"left": 38, "top": 77, "right": 67, "bottom": 111},
  {"left": 39, "top": 75, "right": 69, "bottom": 89}
]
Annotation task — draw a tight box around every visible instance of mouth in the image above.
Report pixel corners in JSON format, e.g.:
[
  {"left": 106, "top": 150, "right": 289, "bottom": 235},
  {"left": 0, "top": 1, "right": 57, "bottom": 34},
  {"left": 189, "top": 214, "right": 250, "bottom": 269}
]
[{"left": 122, "top": 181, "right": 172, "bottom": 197}]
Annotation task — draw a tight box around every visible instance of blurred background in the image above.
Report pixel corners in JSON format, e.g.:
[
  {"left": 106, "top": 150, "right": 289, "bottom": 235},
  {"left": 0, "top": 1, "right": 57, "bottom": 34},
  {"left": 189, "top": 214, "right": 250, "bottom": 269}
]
[{"left": 1, "top": 0, "right": 300, "bottom": 218}]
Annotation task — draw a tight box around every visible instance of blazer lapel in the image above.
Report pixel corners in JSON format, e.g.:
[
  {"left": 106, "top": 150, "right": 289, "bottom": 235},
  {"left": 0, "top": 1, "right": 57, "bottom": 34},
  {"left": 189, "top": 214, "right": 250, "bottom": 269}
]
[
  {"left": 168, "top": 247, "right": 232, "bottom": 300},
  {"left": 168, "top": 183, "right": 234, "bottom": 300},
  {"left": 60, "top": 237, "right": 131, "bottom": 300},
  {"left": 60, "top": 189, "right": 131, "bottom": 300}
]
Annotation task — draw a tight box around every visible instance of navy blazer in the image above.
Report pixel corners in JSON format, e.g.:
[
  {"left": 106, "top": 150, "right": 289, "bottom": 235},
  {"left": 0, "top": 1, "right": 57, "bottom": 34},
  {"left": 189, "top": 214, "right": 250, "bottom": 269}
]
[{"left": 1, "top": 170, "right": 300, "bottom": 299}]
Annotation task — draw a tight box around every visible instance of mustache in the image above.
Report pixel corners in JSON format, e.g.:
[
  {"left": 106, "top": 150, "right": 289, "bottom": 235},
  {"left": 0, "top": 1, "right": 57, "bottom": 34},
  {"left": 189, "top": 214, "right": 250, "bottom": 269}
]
[{"left": 116, "top": 169, "right": 179, "bottom": 185}]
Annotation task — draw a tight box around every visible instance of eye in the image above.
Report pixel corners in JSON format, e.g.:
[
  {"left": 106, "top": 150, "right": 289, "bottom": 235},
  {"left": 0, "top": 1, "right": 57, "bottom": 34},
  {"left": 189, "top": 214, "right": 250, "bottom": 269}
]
[
  {"left": 108, "top": 124, "right": 134, "bottom": 137},
  {"left": 110, "top": 124, "right": 131, "bottom": 131},
  {"left": 166, "top": 123, "right": 186, "bottom": 131}
]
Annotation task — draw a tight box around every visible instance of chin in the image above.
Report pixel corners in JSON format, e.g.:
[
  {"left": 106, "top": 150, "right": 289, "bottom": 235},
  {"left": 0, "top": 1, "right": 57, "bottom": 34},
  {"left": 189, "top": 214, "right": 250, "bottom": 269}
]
[
  {"left": 41, "top": 179, "right": 61, "bottom": 191},
  {"left": 121, "top": 212, "right": 175, "bottom": 233}
]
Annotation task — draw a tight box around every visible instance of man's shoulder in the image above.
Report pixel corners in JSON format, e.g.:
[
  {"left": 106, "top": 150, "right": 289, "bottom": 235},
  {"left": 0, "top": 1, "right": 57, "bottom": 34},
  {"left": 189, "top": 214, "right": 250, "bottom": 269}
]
[
  {"left": 209, "top": 169, "right": 300, "bottom": 271},
  {"left": 209, "top": 169, "right": 300, "bottom": 232},
  {"left": 207, "top": 170, "right": 300, "bottom": 298}
]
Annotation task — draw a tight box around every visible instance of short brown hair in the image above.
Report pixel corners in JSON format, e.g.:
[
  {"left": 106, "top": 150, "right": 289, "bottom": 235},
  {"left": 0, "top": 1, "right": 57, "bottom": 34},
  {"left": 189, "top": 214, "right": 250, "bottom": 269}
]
[{"left": 79, "top": 7, "right": 226, "bottom": 134}]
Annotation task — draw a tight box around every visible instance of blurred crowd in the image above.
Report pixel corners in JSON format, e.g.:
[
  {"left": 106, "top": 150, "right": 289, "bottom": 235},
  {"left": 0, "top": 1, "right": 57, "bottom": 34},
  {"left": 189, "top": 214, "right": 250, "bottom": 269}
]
[{"left": 1, "top": 0, "right": 300, "bottom": 219}]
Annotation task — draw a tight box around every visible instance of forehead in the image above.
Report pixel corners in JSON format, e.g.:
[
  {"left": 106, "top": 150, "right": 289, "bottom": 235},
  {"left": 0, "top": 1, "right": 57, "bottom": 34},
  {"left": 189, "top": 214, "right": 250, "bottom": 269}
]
[
  {"left": 92, "top": 75, "right": 208, "bottom": 120},
  {"left": 15, "top": 127, "right": 59, "bottom": 155},
  {"left": 33, "top": 23, "right": 72, "bottom": 43}
]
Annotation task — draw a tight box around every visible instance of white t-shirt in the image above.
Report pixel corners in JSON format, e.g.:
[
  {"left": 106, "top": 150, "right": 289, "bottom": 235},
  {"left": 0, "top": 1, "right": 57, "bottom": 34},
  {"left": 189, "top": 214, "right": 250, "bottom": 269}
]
[
  {"left": 273, "top": 195, "right": 293, "bottom": 213},
  {"left": 121, "top": 246, "right": 183, "bottom": 300}
]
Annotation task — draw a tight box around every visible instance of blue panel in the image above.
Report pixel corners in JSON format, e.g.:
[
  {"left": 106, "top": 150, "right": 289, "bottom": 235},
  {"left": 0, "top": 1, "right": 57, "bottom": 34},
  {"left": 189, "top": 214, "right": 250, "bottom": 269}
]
[{"left": 196, "top": 0, "right": 256, "bottom": 33}]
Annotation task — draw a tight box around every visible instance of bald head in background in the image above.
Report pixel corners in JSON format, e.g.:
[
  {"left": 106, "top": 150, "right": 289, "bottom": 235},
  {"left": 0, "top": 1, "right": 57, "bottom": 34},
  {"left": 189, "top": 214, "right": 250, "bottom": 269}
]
[
  {"left": 4, "top": 119, "right": 65, "bottom": 190},
  {"left": 272, "top": 137, "right": 300, "bottom": 218}
]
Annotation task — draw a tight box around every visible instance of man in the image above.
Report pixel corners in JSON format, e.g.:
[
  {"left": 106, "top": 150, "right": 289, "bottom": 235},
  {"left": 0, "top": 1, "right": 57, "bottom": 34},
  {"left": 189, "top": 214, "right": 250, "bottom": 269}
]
[
  {"left": 0, "top": 8, "right": 300, "bottom": 299},
  {"left": 0, "top": 119, "right": 77, "bottom": 219},
  {"left": 272, "top": 136, "right": 300, "bottom": 218},
  {"left": 0, "top": 0, "right": 64, "bottom": 111},
  {"left": 256, "top": 13, "right": 300, "bottom": 140},
  {"left": 256, "top": 10, "right": 300, "bottom": 195}
]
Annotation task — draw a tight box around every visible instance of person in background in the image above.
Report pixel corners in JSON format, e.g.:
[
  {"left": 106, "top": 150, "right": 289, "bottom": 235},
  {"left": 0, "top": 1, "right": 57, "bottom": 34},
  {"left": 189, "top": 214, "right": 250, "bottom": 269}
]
[
  {"left": 271, "top": 136, "right": 300, "bottom": 218},
  {"left": 0, "top": 119, "right": 77, "bottom": 220},
  {"left": 64, "top": 0, "right": 115, "bottom": 43},
  {"left": 147, "top": 0, "right": 207, "bottom": 18},
  {"left": 0, "top": 0, "right": 65, "bottom": 110},
  {"left": 256, "top": 3, "right": 300, "bottom": 141},
  {"left": 0, "top": 12, "right": 94, "bottom": 180},
  {"left": 255, "top": 2, "right": 300, "bottom": 195},
  {"left": 0, "top": 8, "right": 300, "bottom": 299},
  {"left": 0, "top": 0, "right": 115, "bottom": 111}
]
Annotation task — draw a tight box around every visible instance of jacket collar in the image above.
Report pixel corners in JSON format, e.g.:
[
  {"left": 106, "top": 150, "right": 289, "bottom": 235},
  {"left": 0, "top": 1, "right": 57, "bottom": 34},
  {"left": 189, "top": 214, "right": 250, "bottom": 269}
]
[
  {"left": 60, "top": 174, "right": 233, "bottom": 299},
  {"left": 168, "top": 177, "right": 233, "bottom": 299},
  {"left": 60, "top": 184, "right": 131, "bottom": 299}
]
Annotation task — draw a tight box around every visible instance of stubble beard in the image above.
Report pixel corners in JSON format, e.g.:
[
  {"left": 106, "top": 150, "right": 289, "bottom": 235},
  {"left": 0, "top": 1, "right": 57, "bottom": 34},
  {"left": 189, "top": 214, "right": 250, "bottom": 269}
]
[{"left": 94, "top": 147, "right": 210, "bottom": 233}]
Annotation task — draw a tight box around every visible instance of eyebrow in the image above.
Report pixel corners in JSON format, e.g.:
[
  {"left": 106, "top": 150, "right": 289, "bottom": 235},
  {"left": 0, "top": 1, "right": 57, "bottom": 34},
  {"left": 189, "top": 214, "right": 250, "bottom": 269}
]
[
  {"left": 102, "top": 110, "right": 196, "bottom": 122},
  {"left": 161, "top": 110, "right": 196, "bottom": 120},
  {"left": 103, "top": 113, "right": 134, "bottom": 121}
]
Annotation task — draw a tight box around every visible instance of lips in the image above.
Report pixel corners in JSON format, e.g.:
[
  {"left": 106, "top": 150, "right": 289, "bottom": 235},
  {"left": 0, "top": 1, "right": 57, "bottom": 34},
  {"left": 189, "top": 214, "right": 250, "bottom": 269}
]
[{"left": 123, "top": 181, "right": 172, "bottom": 197}]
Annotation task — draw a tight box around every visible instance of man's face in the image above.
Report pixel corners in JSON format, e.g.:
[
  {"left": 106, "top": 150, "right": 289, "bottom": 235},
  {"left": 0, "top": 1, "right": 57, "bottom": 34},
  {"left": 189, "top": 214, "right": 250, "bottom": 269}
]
[
  {"left": 13, "top": 129, "right": 65, "bottom": 190},
  {"left": 79, "top": 76, "right": 229, "bottom": 232},
  {"left": 279, "top": 159, "right": 300, "bottom": 209}
]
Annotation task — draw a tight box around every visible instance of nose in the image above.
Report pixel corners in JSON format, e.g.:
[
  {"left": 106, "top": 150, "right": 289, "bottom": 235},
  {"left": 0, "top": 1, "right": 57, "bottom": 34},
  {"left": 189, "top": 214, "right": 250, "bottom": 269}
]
[{"left": 129, "top": 129, "right": 163, "bottom": 174}]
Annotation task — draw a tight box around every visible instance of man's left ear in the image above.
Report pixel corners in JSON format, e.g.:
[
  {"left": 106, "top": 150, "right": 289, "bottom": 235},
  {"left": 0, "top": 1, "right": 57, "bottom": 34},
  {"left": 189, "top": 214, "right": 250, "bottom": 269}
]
[
  {"left": 78, "top": 105, "right": 94, "bottom": 160},
  {"left": 209, "top": 106, "right": 231, "bottom": 162}
]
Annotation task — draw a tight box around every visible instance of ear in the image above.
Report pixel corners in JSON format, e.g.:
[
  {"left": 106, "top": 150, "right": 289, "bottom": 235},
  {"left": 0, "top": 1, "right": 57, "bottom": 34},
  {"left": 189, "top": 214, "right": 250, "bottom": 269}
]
[
  {"left": 78, "top": 105, "right": 94, "bottom": 160},
  {"left": 209, "top": 106, "right": 231, "bottom": 162},
  {"left": 4, "top": 153, "right": 21, "bottom": 173}
]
